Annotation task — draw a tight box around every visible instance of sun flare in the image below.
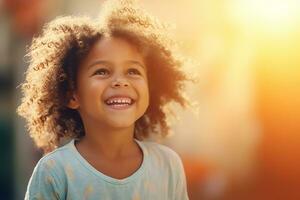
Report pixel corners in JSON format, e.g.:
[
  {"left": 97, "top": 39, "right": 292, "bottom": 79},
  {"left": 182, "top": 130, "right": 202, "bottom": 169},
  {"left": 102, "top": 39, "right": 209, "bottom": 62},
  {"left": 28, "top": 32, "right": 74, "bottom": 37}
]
[{"left": 228, "top": 0, "right": 300, "bottom": 34}]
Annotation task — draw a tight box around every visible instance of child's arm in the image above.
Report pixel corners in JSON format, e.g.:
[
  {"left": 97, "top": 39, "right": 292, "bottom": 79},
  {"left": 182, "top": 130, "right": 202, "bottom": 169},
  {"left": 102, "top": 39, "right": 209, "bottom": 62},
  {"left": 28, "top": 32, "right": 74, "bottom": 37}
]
[{"left": 25, "top": 159, "right": 64, "bottom": 200}]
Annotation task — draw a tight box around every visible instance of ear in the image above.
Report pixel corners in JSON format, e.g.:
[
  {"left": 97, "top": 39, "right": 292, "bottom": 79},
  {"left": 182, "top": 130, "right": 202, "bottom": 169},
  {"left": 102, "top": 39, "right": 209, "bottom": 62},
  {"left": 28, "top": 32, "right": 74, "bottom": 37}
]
[{"left": 67, "top": 92, "right": 79, "bottom": 109}]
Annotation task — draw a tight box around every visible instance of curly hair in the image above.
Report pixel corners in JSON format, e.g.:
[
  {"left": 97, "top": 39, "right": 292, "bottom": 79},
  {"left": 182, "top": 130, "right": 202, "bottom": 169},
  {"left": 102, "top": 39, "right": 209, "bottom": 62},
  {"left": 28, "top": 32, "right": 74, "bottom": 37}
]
[{"left": 17, "top": 0, "right": 190, "bottom": 153}]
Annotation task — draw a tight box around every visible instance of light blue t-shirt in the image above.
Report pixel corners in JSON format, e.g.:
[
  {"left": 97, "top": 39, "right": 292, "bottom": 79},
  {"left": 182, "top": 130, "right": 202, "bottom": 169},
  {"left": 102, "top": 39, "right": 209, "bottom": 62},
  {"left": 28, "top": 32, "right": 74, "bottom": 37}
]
[{"left": 25, "top": 139, "right": 189, "bottom": 200}]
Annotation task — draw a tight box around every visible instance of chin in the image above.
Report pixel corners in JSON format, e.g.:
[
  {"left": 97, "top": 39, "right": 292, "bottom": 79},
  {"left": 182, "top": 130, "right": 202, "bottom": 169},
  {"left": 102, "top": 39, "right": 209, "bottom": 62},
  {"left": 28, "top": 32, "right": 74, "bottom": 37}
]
[{"left": 107, "top": 119, "right": 135, "bottom": 129}]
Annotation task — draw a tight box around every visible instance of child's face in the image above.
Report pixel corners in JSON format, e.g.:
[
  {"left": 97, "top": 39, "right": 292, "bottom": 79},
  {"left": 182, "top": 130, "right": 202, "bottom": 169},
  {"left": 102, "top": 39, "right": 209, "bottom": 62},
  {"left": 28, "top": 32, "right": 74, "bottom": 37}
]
[{"left": 68, "top": 37, "right": 149, "bottom": 130}]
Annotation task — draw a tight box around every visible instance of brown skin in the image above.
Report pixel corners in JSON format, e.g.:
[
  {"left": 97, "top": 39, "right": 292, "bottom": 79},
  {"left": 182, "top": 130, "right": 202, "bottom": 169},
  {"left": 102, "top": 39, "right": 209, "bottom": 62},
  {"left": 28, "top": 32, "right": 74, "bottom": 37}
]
[{"left": 67, "top": 37, "right": 149, "bottom": 179}]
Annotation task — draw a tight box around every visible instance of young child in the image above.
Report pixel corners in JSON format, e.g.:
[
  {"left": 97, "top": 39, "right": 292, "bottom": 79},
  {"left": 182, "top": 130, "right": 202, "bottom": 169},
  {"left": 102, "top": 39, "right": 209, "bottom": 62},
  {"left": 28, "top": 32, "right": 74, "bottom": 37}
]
[{"left": 17, "top": 0, "right": 190, "bottom": 199}]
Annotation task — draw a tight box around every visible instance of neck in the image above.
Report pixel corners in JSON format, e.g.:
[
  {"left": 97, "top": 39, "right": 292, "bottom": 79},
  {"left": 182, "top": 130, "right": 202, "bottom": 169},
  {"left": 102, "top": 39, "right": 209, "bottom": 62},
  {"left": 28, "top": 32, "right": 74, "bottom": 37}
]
[{"left": 77, "top": 124, "right": 138, "bottom": 160}]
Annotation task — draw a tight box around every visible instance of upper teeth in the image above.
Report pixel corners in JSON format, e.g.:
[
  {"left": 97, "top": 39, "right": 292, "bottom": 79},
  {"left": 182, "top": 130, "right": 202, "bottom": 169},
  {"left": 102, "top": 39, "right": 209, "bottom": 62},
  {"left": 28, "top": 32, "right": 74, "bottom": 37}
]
[{"left": 106, "top": 98, "right": 132, "bottom": 105}]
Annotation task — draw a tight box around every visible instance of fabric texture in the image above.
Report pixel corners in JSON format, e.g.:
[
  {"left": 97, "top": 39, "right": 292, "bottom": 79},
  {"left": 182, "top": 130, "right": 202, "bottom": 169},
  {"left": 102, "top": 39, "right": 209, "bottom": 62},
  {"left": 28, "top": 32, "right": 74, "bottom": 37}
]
[{"left": 25, "top": 139, "right": 189, "bottom": 200}]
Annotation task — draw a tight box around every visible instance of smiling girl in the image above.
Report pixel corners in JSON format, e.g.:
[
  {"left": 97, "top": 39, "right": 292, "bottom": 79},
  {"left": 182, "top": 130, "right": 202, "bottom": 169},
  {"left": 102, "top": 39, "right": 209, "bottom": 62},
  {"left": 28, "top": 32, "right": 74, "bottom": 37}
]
[{"left": 17, "top": 0, "right": 190, "bottom": 199}]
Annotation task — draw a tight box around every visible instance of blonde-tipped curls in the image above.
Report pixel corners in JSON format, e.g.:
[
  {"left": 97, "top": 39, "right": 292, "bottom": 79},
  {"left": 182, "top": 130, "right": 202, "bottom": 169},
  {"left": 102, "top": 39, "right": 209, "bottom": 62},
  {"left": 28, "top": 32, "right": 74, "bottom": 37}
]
[{"left": 17, "top": 0, "right": 189, "bottom": 154}]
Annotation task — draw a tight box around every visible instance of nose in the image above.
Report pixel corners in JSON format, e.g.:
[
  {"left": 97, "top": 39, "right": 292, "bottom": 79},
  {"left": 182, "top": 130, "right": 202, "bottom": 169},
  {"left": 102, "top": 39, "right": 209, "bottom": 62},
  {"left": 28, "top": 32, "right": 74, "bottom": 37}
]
[{"left": 111, "top": 77, "right": 129, "bottom": 88}]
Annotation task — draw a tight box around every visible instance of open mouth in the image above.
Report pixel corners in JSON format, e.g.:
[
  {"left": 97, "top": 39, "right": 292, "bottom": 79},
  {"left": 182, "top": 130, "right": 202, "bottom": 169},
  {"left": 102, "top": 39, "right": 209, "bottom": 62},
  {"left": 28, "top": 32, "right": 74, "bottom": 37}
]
[{"left": 104, "top": 97, "right": 135, "bottom": 109}]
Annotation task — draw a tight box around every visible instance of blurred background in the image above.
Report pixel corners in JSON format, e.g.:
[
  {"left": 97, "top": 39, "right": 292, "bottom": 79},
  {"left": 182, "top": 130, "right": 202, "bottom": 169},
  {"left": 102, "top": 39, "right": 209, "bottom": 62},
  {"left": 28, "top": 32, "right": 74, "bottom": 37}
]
[{"left": 0, "top": 0, "right": 300, "bottom": 199}]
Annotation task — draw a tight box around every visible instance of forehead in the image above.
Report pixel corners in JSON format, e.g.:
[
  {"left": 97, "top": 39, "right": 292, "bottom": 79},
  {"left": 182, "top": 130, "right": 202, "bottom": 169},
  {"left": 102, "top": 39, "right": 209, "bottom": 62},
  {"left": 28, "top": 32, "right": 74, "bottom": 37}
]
[{"left": 80, "top": 36, "right": 145, "bottom": 67}]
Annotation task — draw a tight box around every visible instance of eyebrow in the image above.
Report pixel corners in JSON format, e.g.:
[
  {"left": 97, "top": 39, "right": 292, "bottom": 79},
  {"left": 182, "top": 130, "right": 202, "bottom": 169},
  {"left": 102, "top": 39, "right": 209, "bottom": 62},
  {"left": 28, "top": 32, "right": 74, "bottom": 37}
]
[
  {"left": 87, "top": 60, "right": 111, "bottom": 70},
  {"left": 87, "top": 60, "right": 146, "bottom": 70},
  {"left": 126, "top": 60, "right": 146, "bottom": 69}
]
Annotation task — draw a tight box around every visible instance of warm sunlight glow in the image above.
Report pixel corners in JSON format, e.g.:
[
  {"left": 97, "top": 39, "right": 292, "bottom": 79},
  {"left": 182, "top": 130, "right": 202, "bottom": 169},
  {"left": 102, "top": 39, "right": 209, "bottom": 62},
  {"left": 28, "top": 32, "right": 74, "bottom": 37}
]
[{"left": 229, "top": 0, "right": 300, "bottom": 34}]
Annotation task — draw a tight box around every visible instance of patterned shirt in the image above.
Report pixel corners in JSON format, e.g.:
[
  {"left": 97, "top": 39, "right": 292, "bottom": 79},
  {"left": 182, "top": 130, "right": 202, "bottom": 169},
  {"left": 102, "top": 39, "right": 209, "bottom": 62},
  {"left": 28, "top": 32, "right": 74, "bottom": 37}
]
[{"left": 25, "top": 139, "right": 189, "bottom": 200}]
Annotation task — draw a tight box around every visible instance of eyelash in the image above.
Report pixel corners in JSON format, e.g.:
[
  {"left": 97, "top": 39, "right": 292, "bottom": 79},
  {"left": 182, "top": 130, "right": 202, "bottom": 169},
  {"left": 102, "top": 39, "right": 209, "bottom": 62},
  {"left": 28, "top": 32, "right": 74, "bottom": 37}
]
[
  {"left": 94, "top": 68, "right": 109, "bottom": 76},
  {"left": 93, "top": 68, "right": 142, "bottom": 76},
  {"left": 128, "top": 68, "right": 142, "bottom": 75}
]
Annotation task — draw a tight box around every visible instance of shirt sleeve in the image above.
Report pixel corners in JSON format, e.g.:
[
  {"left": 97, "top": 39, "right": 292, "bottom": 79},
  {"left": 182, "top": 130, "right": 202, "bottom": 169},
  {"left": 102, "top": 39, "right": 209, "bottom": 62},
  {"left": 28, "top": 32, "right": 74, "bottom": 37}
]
[
  {"left": 25, "top": 159, "right": 64, "bottom": 200},
  {"left": 174, "top": 155, "right": 190, "bottom": 200}
]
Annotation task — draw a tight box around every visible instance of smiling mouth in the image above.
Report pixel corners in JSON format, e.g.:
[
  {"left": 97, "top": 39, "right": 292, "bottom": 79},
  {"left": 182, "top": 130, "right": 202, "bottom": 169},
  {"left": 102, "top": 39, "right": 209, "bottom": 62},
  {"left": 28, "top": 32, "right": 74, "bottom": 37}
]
[{"left": 104, "top": 97, "right": 135, "bottom": 109}]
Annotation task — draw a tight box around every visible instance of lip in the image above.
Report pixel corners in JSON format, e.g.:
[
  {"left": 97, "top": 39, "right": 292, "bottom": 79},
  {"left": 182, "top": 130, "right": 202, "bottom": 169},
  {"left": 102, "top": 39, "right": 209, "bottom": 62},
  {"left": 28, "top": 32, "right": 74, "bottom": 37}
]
[
  {"left": 104, "top": 95, "right": 135, "bottom": 102},
  {"left": 104, "top": 95, "right": 136, "bottom": 110},
  {"left": 106, "top": 102, "right": 135, "bottom": 110}
]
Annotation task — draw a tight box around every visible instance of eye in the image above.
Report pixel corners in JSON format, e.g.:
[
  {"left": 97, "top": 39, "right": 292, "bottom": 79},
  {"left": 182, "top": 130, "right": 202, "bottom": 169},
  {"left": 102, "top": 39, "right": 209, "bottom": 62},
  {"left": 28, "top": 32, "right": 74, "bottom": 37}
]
[
  {"left": 93, "top": 68, "right": 110, "bottom": 76},
  {"left": 128, "top": 68, "right": 142, "bottom": 76}
]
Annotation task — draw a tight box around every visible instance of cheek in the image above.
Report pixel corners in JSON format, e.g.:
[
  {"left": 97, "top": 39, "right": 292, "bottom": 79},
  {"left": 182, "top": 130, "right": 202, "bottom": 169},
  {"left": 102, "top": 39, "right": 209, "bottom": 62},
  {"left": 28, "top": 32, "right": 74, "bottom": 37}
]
[
  {"left": 139, "top": 81, "right": 150, "bottom": 105},
  {"left": 78, "top": 81, "right": 106, "bottom": 101}
]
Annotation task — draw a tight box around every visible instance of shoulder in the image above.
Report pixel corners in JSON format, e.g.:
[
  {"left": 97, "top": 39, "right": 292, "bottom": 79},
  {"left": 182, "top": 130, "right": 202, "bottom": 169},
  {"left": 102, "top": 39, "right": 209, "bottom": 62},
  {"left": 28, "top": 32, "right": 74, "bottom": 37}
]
[
  {"left": 141, "top": 140, "right": 180, "bottom": 157},
  {"left": 38, "top": 140, "right": 73, "bottom": 166},
  {"left": 139, "top": 140, "right": 187, "bottom": 193},
  {"left": 140, "top": 140, "right": 183, "bottom": 167},
  {"left": 25, "top": 141, "right": 75, "bottom": 199},
  {"left": 32, "top": 140, "right": 75, "bottom": 181}
]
